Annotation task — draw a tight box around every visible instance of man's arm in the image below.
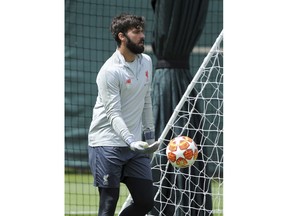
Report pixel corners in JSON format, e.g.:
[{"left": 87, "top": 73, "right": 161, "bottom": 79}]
[
  {"left": 142, "top": 61, "right": 155, "bottom": 144},
  {"left": 97, "top": 68, "right": 134, "bottom": 143}
]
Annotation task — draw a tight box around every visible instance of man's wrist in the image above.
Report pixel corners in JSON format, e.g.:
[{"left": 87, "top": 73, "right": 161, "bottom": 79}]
[
  {"left": 144, "top": 129, "right": 155, "bottom": 144},
  {"left": 125, "top": 137, "right": 135, "bottom": 146}
]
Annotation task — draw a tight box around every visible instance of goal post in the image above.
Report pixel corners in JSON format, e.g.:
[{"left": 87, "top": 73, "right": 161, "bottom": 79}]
[{"left": 119, "top": 29, "right": 223, "bottom": 216}]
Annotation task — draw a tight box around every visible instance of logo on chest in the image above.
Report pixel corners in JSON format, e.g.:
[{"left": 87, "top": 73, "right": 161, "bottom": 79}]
[
  {"left": 145, "top": 70, "right": 149, "bottom": 82},
  {"left": 125, "top": 78, "right": 132, "bottom": 89},
  {"left": 124, "top": 71, "right": 149, "bottom": 89}
]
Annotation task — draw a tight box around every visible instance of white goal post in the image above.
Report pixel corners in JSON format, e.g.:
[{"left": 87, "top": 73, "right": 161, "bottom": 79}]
[{"left": 120, "top": 29, "right": 223, "bottom": 216}]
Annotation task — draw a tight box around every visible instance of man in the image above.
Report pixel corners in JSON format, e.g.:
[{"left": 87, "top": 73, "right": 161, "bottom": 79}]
[{"left": 88, "top": 13, "right": 159, "bottom": 216}]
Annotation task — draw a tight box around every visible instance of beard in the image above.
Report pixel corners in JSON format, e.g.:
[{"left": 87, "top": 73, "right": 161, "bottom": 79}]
[{"left": 125, "top": 35, "right": 145, "bottom": 54}]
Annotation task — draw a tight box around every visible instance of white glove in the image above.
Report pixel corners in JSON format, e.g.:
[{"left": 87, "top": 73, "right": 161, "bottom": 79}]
[
  {"left": 129, "top": 141, "right": 160, "bottom": 154},
  {"left": 129, "top": 141, "right": 149, "bottom": 152}
]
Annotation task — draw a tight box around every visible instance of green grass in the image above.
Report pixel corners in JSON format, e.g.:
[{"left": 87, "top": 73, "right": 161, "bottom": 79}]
[
  {"left": 65, "top": 173, "right": 129, "bottom": 215},
  {"left": 211, "top": 179, "right": 224, "bottom": 216},
  {"left": 65, "top": 173, "right": 223, "bottom": 216}
]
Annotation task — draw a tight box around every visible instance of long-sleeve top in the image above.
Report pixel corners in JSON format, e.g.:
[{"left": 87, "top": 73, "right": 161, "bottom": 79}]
[{"left": 88, "top": 49, "right": 154, "bottom": 147}]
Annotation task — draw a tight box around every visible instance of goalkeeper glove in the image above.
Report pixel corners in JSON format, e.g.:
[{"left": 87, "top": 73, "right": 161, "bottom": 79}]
[
  {"left": 126, "top": 138, "right": 160, "bottom": 154},
  {"left": 129, "top": 140, "right": 160, "bottom": 154},
  {"left": 129, "top": 141, "right": 149, "bottom": 152}
]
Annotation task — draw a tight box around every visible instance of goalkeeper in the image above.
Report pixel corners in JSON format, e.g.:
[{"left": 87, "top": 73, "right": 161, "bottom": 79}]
[{"left": 88, "top": 13, "right": 159, "bottom": 216}]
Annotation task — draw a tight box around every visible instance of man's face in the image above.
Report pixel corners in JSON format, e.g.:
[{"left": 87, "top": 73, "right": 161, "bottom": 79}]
[{"left": 124, "top": 27, "right": 145, "bottom": 54}]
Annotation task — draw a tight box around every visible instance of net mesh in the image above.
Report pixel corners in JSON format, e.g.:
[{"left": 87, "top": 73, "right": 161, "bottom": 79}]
[
  {"left": 151, "top": 31, "right": 223, "bottom": 216},
  {"left": 65, "top": 0, "right": 223, "bottom": 215}
]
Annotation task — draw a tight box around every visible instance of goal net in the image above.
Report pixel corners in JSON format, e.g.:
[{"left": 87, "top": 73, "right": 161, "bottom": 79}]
[{"left": 120, "top": 30, "right": 223, "bottom": 216}]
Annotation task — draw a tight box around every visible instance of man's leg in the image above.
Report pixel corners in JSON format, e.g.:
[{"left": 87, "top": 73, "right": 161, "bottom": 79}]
[
  {"left": 98, "top": 187, "right": 120, "bottom": 216},
  {"left": 119, "top": 177, "right": 154, "bottom": 216}
]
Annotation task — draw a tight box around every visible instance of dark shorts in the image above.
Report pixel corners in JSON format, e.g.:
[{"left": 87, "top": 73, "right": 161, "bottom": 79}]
[{"left": 88, "top": 146, "right": 153, "bottom": 188}]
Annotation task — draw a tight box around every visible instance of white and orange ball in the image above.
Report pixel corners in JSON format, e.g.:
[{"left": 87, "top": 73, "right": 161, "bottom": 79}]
[{"left": 166, "top": 136, "right": 198, "bottom": 168}]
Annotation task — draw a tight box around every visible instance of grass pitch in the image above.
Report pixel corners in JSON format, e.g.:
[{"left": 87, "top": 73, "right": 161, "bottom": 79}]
[{"left": 65, "top": 173, "right": 223, "bottom": 216}]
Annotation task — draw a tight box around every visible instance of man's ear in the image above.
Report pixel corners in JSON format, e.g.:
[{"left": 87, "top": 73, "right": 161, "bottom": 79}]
[{"left": 118, "top": 32, "right": 126, "bottom": 43}]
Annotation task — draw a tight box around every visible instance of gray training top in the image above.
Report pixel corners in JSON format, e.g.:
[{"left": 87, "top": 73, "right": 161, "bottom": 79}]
[{"left": 88, "top": 50, "right": 154, "bottom": 147}]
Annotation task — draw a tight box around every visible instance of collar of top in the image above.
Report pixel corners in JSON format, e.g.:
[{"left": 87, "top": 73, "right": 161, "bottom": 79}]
[{"left": 115, "top": 49, "right": 142, "bottom": 66}]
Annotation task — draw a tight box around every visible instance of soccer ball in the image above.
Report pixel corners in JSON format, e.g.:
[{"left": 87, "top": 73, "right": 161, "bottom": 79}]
[{"left": 166, "top": 136, "right": 198, "bottom": 168}]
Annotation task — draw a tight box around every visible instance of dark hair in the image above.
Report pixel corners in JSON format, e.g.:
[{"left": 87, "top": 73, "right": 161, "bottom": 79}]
[{"left": 110, "top": 13, "right": 145, "bottom": 46}]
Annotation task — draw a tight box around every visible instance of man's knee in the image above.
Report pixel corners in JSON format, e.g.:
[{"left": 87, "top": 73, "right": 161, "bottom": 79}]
[
  {"left": 135, "top": 197, "right": 154, "bottom": 212},
  {"left": 133, "top": 183, "right": 154, "bottom": 212}
]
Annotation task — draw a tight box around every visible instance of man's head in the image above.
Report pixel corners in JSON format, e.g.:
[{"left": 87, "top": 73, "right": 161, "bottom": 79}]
[{"left": 110, "top": 13, "right": 145, "bottom": 54}]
